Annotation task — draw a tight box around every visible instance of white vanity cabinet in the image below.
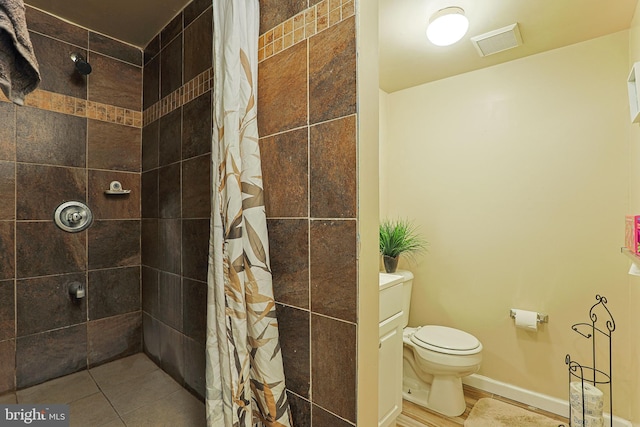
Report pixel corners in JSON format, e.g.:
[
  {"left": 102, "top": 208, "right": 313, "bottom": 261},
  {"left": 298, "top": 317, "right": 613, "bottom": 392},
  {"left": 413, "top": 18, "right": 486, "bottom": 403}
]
[{"left": 378, "top": 275, "right": 405, "bottom": 427}]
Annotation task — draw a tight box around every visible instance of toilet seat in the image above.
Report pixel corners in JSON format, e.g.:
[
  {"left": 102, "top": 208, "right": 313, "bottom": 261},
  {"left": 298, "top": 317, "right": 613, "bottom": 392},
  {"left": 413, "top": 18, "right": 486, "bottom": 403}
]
[{"left": 410, "top": 325, "right": 481, "bottom": 355}]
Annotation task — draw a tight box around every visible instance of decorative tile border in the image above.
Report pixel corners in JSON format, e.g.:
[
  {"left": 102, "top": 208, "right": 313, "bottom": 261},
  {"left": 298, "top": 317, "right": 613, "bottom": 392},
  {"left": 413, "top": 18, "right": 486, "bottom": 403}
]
[
  {"left": 0, "top": 89, "right": 142, "bottom": 128},
  {"left": 258, "top": 0, "right": 355, "bottom": 63},
  {"left": 143, "top": 67, "right": 213, "bottom": 126},
  {"left": 142, "top": 0, "right": 354, "bottom": 127}
]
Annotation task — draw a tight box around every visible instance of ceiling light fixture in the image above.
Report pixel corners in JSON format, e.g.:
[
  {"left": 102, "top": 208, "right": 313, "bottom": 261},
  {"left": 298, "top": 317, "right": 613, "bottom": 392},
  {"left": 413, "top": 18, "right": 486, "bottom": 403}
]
[{"left": 426, "top": 7, "right": 469, "bottom": 47}]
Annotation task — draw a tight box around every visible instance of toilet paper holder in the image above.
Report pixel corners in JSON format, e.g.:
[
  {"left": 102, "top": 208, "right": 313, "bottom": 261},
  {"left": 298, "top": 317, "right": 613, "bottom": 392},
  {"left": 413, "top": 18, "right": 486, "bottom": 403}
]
[{"left": 509, "top": 309, "right": 548, "bottom": 324}]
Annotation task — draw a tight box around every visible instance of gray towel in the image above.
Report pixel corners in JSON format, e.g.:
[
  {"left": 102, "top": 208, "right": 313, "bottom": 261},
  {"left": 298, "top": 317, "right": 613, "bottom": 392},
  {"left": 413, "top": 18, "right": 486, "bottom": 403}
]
[{"left": 0, "top": 0, "right": 40, "bottom": 105}]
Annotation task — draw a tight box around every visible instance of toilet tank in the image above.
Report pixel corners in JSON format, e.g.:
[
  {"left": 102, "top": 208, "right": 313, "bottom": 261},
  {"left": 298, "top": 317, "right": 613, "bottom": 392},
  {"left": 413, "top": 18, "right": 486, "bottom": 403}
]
[{"left": 395, "top": 270, "right": 413, "bottom": 328}]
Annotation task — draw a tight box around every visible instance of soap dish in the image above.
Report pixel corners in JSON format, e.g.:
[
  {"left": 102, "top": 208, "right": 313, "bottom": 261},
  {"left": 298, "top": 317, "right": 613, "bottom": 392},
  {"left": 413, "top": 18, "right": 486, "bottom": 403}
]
[{"left": 104, "top": 180, "right": 131, "bottom": 195}]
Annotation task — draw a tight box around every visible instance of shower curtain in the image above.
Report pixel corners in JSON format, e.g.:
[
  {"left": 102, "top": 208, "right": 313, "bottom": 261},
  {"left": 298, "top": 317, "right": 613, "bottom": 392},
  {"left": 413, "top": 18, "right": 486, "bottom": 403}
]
[{"left": 205, "top": 0, "right": 292, "bottom": 426}]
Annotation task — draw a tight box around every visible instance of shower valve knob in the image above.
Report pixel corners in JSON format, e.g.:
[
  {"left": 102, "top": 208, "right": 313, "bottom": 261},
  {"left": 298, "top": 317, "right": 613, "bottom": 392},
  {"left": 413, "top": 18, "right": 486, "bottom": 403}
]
[{"left": 69, "top": 282, "right": 85, "bottom": 299}]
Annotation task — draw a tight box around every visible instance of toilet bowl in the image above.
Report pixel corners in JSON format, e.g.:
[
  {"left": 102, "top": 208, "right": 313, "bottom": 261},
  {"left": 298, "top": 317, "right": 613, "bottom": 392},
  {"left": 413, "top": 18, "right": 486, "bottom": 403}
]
[{"left": 394, "top": 270, "right": 483, "bottom": 417}]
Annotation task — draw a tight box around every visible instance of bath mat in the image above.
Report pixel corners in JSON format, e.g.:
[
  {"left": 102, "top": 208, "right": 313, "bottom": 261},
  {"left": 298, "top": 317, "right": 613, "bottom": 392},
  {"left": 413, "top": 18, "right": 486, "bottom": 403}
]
[{"left": 464, "top": 398, "right": 566, "bottom": 427}]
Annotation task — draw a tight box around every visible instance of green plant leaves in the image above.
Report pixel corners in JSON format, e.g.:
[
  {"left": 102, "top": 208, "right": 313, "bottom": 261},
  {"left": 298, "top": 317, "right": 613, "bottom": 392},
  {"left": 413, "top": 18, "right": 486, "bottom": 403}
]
[{"left": 379, "top": 218, "right": 428, "bottom": 259}]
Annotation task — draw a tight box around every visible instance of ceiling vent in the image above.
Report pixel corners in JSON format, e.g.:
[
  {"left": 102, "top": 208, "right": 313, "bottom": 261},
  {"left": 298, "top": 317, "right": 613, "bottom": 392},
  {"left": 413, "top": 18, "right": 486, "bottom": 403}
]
[{"left": 470, "top": 23, "right": 522, "bottom": 57}]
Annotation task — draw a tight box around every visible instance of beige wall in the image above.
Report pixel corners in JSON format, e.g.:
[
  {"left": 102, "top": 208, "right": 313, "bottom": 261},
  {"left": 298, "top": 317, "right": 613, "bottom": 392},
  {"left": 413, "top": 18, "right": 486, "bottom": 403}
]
[
  {"left": 357, "top": 0, "right": 381, "bottom": 425},
  {"left": 381, "top": 31, "right": 633, "bottom": 417},
  {"left": 379, "top": 89, "right": 390, "bottom": 219},
  {"left": 627, "top": 1, "right": 640, "bottom": 423}
]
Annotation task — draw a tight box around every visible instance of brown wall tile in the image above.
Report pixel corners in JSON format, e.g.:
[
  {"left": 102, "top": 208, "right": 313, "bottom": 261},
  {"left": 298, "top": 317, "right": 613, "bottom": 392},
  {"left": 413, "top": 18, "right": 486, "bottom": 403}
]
[
  {"left": 182, "top": 278, "right": 206, "bottom": 344},
  {"left": 16, "top": 324, "right": 87, "bottom": 389},
  {"left": 184, "top": 0, "right": 210, "bottom": 26},
  {"left": 142, "top": 266, "right": 159, "bottom": 317},
  {"left": 309, "top": 17, "right": 356, "bottom": 124},
  {"left": 88, "top": 267, "right": 141, "bottom": 320},
  {"left": 276, "top": 304, "right": 310, "bottom": 398},
  {"left": 89, "top": 32, "right": 142, "bottom": 66},
  {"left": 160, "top": 35, "right": 183, "bottom": 98},
  {"left": 181, "top": 219, "right": 208, "bottom": 282},
  {"left": 88, "top": 52, "right": 142, "bottom": 111},
  {"left": 16, "top": 273, "right": 86, "bottom": 336},
  {"left": 88, "top": 170, "right": 140, "bottom": 219},
  {"left": 141, "top": 219, "right": 159, "bottom": 268},
  {"left": 310, "top": 220, "right": 356, "bottom": 322},
  {"left": 159, "top": 108, "right": 181, "bottom": 166},
  {"left": 184, "top": 9, "right": 212, "bottom": 83},
  {"left": 182, "top": 155, "right": 210, "bottom": 219},
  {"left": 0, "top": 162, "right": 15, "bottom": 220},
  {"left": 16, "top": 222, "right": 85, "bottom": 278},
  {"left": 88, "top": 311, "right": 142, "bottom": 367},
  {"left": 159, "top": 219, "right": 181, "bottom": 274},
  {"left": 0, "top": 339, "right": 15, "bottom": 394},
  {"left": 0, "top": 222, "right": 14, "bottom": 280},
  {"left": 257, "top": 42, "right": 307, "bottom": 137},
  {"left": 161, "top": 13, "right": 183, "bottom": 48},
  {"left": 16, "top": 164, "right": 86, "bottom": 220},
  {"left": 309, "top": 116, "right": 356, "bottom": 218},
  {"left": 311, "top": 315, "right": 356, "bottom": 423},
  {"left": 287, "top": 392, "right": 311, "bottom": 427},
  {"left": 159, "top": 321, "right": 184, "bottom": 383},
  {"left": 158, "top": 272, "right": 182, "bottom": 331},
  {"left": 88, "top": 220, "right": 140, "bottom": 270},
  {"left": 260, "top": 129, "right": 308, "bottom": 218},
  {"left": 144, "top": 35, "right": 160, "bottom": 65},
  {"left": 268, "top": 219, "right": 309, "bottom": 309},
  {"left": 158, "top": 163, "right": 181, "bottom": 218},
  {"left": 0, "top": 102, "right": 15, "bottom": 161},
  {"left": 182, "top": 92, "right": 211, "bottom": 160},
  {"left": 142, "top": 120, "right": 160, "bottom": 171},
  {"left": 29, "top": 33, "right": 87, "bottom": 99},
  {"left": 183, "top": 337, "right": 205, "bottom": 398},
  {"left": 142, "top": 170, "right": 159, "bottom": 219},
  {"left": 259, "top": 0, "right": 307, "bottom": 34},
  {"left": 143, "top": 55, "right": 160, "bottom": 110},
  {"left": 0, "top": 280, "right": 14, "bottom": 341},
  {"left": 312, "top": 405, "right": 354, "bottom": 427},
  {"left": 17, "top": 107, "right": 87, "bottom": 167},
  {"left": 143, "top": 313, "right": 161, "bottom": 364},
  {"left": 88, "top": 120, "right": 141, "bottom": 172},
  {"left": 26, "top": 7, "right": 88, "bottom": 47}
]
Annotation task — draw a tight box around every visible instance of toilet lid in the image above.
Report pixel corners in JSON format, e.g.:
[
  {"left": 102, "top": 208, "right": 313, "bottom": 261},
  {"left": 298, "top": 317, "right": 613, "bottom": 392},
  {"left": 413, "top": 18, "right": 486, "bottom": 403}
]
[{"left": 411, "top": 325, "right": 480, "bottom": 352}]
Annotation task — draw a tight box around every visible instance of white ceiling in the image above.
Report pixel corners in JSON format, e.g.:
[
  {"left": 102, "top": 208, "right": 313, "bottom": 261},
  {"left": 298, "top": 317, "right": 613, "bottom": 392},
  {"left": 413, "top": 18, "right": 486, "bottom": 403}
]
[
  {"left": 23, "top": 0, "right": 638, "bottom": 92},
  {"left": 380, "top": 0, "right": 638, "bottom": 92}
]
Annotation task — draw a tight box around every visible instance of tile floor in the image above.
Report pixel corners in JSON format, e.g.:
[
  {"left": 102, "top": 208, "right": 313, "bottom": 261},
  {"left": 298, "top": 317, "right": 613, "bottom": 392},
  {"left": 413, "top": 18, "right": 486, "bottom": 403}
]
[{"left": 0, "top": 353, "right": 205, "bottom": 427}]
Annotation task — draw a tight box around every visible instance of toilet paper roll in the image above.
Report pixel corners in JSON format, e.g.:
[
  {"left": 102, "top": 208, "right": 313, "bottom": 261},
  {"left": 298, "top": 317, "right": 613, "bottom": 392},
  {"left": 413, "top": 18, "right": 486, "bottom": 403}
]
[
  {"left": 513, "top": 309, "right": 538, "bottom": 331},
  {"left": 571, "top": 411, "right": 604, "bottom": 427},
  {"left": 570, "top": 381, "right": 604, "bottom": 415}
]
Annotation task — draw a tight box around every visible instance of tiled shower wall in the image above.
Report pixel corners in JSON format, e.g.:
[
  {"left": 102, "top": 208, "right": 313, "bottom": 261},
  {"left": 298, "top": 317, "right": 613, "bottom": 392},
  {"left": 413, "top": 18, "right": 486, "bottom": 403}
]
[
  {"left": 140, "top": 0, "right": 360, "bottom": 424},
  {"left": 0, "top": 7, "right": 143, "bottom": 393},
  {"left": 141, "top": 0, "right": 213, "bottom": 399},
  {"left": 258, "top": 0, "right": 358, "bottom": 426}
]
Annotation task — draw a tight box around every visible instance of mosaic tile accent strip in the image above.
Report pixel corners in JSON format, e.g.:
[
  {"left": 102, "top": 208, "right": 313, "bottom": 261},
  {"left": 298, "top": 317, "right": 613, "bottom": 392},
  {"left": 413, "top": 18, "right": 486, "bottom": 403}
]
[
  {"left": 143, "top": 67, "right": 213, "bottom": 126},
  {"left": 0, "top": 90, "right": 142, "bottom": 128},
  {"left": 258, "top": 0, "right": 355, "bottom": 63}
]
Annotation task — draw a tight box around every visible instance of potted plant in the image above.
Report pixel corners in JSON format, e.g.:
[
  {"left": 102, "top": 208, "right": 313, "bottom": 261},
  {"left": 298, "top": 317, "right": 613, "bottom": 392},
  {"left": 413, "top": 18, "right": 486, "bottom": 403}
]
[{"left": 379, "top": 218, "right": 427, "bottom": 273}]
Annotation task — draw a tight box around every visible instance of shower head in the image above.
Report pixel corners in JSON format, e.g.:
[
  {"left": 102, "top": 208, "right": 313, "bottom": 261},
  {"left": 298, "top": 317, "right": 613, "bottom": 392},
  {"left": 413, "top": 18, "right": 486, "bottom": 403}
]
[{"left": 70, "top": 53, "right": 92, "bottom": 75}]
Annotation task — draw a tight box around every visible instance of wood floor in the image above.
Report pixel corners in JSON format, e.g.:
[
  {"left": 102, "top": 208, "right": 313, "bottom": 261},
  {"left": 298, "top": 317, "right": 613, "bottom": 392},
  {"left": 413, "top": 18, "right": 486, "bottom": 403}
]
[{"left": 394, "top": 385, "right": 569, "bottom": 427}]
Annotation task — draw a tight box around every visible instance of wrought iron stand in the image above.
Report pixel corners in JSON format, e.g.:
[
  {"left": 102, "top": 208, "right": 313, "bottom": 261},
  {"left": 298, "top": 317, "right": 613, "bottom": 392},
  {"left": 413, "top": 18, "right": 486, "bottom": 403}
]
[{"left": 565, "top": 295, "right": 615, "bottom": 427}]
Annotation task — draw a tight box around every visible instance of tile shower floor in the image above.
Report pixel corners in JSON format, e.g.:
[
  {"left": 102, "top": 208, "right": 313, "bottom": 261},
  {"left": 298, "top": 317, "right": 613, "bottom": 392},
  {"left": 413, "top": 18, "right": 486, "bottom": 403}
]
[{"left": 0, "top": 353, "right": 206, "bottom": 427}]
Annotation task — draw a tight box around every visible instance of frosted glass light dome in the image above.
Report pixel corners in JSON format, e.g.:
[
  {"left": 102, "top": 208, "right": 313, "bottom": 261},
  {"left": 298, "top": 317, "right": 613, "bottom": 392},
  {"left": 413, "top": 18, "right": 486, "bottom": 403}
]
[{"left": 426, "top": 7, "right": 469, "bottom": 47}]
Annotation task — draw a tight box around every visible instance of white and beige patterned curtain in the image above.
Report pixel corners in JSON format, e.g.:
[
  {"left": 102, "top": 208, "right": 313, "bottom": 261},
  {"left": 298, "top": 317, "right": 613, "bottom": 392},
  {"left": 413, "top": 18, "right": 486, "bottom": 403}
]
[{"left": 206, "top": 0, "right": 292, "bottom": 426}]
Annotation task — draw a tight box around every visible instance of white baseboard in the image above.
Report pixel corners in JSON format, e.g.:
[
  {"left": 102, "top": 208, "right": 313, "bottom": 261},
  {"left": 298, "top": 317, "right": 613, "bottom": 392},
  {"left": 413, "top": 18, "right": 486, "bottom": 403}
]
[{"left": 463, "top": 374, "right": 632, "bottom": 427}]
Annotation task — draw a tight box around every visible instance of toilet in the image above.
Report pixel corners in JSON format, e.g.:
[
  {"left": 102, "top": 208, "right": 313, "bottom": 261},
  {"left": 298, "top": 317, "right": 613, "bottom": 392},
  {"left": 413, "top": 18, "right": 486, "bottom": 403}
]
[{"left": 395, "top": 270, "right": 483, "bottom": 417}]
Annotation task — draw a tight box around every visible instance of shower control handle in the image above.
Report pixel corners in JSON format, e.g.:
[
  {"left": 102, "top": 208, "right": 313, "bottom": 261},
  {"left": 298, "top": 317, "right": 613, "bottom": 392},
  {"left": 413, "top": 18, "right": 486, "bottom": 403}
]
[{"left": 69, "top": 282, "right": 85, "bottom": 299}]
